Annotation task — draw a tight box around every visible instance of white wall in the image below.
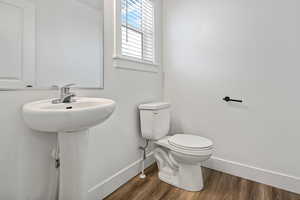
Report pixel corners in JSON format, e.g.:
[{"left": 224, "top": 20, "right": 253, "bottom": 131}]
[
  {"left": 163, "top": 0, "right": 300, "bottom": 193},
  {"left": 0, "top": 0, "right": 162, "bottom": 199}
]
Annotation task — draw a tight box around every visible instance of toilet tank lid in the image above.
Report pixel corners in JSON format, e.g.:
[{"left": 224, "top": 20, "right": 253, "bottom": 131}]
[{"left": 139, "top": 102, "right": 171, "bottom": 110}]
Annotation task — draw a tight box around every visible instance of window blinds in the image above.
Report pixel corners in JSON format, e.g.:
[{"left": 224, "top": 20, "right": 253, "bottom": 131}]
[{"left": 121, "top": 0, "right": 154, "bottom": 63}]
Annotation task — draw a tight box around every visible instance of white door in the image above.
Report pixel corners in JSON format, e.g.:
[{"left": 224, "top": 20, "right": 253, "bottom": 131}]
[{"left": 0, "top": 0, "right": 35, "bottom": 89}]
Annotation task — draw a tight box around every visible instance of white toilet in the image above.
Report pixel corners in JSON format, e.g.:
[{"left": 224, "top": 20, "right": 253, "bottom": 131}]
[{"left": 139, "top": 102, "right": 214, "bottom": 191}]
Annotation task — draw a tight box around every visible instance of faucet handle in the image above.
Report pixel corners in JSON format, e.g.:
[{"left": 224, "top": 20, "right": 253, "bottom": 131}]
[
  {"left": 60, "top": 83, "right": 76, "bottom": 96},
  {"left": 51, "top": 84, "right": 75, "bottom": 90},
  {"left": 61, "top": 83, "right": 76, "bottom": 89}
]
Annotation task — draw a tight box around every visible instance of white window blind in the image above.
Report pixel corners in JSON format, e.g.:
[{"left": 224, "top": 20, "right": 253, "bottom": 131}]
[{"left": 121, "top": 0, "right": 154, "bottom": 63}]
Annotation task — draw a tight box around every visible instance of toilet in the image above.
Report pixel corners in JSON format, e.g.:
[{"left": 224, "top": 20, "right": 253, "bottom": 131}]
[{"left": 139, "top": 102, "right": 213, "bottom": 191}]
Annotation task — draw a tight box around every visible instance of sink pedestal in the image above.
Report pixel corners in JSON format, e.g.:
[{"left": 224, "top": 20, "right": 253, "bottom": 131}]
[{"left": 58, "top": 130, "right": 89, "bottom": 200}]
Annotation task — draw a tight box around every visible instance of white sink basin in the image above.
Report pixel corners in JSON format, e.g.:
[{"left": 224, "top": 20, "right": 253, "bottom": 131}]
[{"left": 22, "top": 97, "right": 116, "bottom": 132}]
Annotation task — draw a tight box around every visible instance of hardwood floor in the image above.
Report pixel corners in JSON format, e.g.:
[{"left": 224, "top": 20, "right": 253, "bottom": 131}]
[{"left": 105, "top": 164, "right": 300, "bottom": 200}]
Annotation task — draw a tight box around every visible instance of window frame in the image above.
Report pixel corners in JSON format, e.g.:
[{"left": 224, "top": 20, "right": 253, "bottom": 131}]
[{"left": 113, "top": 0, "right": 160, "bottom": 73}]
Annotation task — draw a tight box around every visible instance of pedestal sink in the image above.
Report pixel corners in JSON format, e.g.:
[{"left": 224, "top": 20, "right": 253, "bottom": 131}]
[{"left": 22, "top": 97, "right": 116, "bottom": 200}]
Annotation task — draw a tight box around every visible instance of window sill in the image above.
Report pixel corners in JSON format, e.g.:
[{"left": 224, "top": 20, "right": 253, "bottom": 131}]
[{"left": 112, "top": 56, "right": 159, "bottom": 73}]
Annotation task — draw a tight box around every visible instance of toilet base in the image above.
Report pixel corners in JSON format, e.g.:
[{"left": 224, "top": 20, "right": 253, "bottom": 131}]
[
  {"left": 154, "top": 147, "right": 205, "bottom": 192},
  {"left": 158, "top": 163, "right": 204, "bottom": 191},
  {"left": 178, "top": 164, "right": 204, "bottom": 191}
]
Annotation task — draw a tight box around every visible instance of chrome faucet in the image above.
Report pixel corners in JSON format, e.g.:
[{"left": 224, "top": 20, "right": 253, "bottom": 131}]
[{"left": 52, "top": 84, "right": 76, "bottom": 104}]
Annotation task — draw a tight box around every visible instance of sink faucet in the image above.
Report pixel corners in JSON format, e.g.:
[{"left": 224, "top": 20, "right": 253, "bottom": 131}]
[{"left": 52, "top": 84, "right": 76, "bottom": 104}]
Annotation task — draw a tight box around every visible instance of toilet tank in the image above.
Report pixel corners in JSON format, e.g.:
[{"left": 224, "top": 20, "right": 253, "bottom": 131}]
[{"left": 139, "top": 102, "right": 171, "bottom": 140}]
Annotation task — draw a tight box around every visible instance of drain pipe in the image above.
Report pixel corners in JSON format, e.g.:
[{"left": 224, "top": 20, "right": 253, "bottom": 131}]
[
  {"left": 139, "top": 139, "right": 149, "bottom": 179},
  {"left": 50, "top": 142, "right": 60, "bottom": 200}
]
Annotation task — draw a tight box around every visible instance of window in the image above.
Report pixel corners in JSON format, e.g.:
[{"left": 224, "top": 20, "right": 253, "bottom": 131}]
[{"left": 120, "top": 0, "right": 155, "bottom": 63}]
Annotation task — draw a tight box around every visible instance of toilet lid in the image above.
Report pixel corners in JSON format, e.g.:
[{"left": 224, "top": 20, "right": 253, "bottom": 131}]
[{"left": 168, "top": 134, "right": 213, "bottom": 150}]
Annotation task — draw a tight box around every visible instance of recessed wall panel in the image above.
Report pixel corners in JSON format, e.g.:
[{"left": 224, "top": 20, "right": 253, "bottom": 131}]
[{"left": 0, "top": 2, "right": 22, "bottom": 80}]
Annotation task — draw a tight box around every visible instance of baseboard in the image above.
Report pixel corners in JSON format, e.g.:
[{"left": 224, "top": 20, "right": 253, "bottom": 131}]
[
  {"left": 87, "top": 154, "right": 300, "bottom": 199},
  {"left": 203, "top": 156, "right": 300, "bottom": 194},
  {"left": 88, "top": 151, "right": 155, "bottom": 200}
]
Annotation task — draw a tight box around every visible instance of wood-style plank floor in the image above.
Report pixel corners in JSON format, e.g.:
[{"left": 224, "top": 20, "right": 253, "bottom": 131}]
[{"left": 105, "top": 164, "right": 300, "bottom": 200}]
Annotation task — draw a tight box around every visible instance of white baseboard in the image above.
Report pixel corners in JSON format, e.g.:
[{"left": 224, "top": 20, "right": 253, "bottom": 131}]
[
  {"left": 88, "top": 152, "right": 155, "bottom": 200},
  {"left": 203, "top": 157, "right": 300, "bottom": 194}
]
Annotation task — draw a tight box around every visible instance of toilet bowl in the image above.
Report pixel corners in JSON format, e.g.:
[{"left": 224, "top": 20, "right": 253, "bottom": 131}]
[
  {"left": 154, "top": 135, "right": 213, "bottom": 191},
  {"left": 139, "top": 102, "right": 214, "bottom": 191}
]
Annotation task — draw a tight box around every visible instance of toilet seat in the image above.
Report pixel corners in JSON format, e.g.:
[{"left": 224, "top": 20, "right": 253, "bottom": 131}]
[
  {"left": 168, "top": 134, "right": 213, "bottom": 151},
  {"left": 155, "top": 135, "right": 213, "bottom": 156}
]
